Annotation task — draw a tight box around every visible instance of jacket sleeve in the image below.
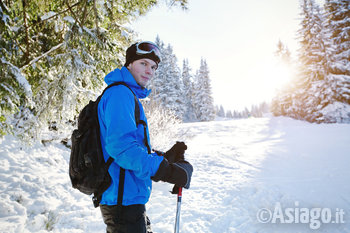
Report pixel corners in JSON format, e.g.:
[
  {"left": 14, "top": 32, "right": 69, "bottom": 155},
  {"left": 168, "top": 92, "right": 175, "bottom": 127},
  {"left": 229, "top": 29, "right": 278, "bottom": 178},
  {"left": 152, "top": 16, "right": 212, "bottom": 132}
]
[{"left": 99, "top": 86, "right": 163, "bottom": 179}]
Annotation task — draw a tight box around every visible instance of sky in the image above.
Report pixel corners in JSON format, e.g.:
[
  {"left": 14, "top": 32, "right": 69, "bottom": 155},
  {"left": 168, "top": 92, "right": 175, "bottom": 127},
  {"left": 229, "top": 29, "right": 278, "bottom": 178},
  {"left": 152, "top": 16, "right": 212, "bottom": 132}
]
[{"left": 131, "top": 0, "right": 325, "bottom": 111}]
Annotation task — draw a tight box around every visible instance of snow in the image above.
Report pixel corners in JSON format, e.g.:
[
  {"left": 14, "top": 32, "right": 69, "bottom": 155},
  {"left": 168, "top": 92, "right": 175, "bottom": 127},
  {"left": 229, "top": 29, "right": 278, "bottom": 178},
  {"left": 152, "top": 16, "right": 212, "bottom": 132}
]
[
  {"left": 41, "top": 12, "right": 56, "bottom": 21},
  {"left": 1, "top": 58, "right": 32, "bottom": 98},
  {"left": 63, "top": 16, "right": 75, "bottom": 24},
  {"left": 319, "top": 102, "right": 350, "bottom": 123},
  {"left": 121, "top": 29, "right": 129, "bottom": 39},
  {"left": 1, "top": 116, "right": 350, "bottom": 232},
  {"left": 10, "top": 26, "right": 20, "bottom": 33}
]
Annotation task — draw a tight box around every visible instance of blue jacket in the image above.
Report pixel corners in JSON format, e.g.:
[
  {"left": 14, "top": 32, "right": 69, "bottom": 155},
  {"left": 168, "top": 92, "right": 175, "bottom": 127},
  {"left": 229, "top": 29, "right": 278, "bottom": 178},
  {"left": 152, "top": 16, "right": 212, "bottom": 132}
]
[{"left": 98, "top": 66, "right": 164, "bottom": 206}]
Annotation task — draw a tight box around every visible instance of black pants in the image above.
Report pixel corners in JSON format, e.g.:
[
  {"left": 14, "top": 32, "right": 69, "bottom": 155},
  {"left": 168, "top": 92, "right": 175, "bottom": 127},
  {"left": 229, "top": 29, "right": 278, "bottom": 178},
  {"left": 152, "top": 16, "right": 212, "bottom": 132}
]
[{"left": 100, "top": 204, "right": 152, "bottom": 233}]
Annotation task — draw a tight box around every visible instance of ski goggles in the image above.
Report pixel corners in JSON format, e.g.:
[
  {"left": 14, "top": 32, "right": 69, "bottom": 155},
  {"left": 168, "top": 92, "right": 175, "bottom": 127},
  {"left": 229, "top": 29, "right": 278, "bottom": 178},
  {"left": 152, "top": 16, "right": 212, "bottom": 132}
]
[{"left": 135, "top": 41, "right": 161, "bottom": 61}]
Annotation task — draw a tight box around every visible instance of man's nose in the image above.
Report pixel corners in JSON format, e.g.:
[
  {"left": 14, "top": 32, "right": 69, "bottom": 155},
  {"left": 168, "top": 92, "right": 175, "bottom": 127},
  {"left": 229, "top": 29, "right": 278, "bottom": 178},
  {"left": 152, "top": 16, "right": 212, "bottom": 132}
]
[{"left": 145, "top": 66, "right": 153, "bottom": 75}]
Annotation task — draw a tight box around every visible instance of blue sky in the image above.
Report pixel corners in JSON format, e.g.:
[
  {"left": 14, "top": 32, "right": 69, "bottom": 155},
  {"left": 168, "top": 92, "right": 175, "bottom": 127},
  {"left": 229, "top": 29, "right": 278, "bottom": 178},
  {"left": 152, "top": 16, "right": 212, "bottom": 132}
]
[{"left": 131, "top": 0, "right": 325, "bottom": 111}]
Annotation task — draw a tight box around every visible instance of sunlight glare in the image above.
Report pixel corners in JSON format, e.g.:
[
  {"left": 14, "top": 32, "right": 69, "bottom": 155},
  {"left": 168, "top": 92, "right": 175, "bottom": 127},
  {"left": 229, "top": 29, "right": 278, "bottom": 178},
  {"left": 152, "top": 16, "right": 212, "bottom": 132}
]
[{"left": 270, "top": 62, "right": 293, "bottom": 90}]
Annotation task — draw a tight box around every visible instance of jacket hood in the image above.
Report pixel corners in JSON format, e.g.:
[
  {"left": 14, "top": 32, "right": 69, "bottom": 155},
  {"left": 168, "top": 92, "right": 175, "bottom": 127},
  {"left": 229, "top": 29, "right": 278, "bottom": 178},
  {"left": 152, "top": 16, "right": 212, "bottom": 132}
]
[{"left": 104, "top": 66, "right": 151, "bottom": 99}]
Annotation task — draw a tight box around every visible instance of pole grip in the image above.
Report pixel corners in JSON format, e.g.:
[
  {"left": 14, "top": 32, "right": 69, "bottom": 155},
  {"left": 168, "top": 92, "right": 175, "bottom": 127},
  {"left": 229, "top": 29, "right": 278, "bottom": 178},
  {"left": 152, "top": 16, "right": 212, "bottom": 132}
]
[{"left": 178, "top": 187, "right": 182, "bottom": 198}]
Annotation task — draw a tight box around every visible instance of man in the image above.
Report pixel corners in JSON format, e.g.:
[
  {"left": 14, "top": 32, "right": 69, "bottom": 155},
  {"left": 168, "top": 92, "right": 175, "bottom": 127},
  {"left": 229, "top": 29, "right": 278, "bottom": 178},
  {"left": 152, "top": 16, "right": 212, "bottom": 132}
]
[{"left": 98, "top": 41, "right": 193, "bottom": 233}]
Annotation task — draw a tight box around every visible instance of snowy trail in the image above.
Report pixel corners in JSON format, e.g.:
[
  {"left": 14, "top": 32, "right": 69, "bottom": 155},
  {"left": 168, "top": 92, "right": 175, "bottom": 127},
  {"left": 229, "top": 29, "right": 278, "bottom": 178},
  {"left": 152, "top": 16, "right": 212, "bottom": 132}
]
[
  {"left": 1, "top": 116, "right": 350, "bottom": 232},
  {"left": 151, "top": 118, "right": 282, "bottom": 233},
  {"left": 149, "top": 117, "right": 350, "bottom": 233}
]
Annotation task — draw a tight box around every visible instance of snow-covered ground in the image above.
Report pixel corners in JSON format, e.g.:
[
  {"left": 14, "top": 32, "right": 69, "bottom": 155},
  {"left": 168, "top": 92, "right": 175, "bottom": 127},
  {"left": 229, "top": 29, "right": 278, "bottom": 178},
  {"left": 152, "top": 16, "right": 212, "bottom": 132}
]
[{"left": 1, "top": 116, "right": 350, "bottom": 233}]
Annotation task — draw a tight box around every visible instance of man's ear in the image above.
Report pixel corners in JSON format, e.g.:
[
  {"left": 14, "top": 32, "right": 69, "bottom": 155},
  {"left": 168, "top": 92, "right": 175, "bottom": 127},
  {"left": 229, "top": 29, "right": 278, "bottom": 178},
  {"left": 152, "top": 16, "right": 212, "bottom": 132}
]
[{"left": 126, "top": 60, "right": 134, "bottom": 69}]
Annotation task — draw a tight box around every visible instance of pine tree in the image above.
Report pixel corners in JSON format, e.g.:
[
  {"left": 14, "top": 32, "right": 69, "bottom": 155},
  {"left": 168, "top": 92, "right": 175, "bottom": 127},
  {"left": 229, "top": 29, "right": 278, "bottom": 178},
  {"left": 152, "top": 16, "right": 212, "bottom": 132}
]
[
  {"left": 226, "top": 110, "right": 233, "bottom": 118},
  {"left": 182, "top": 59, "right": 196, "bottom": 121},
  {"left": 150, "top": 37, "right": 185, "bottom": 120},
  {"left": 150, "top": 36, "right": 167, "bottom": 102},
  {"left": 325, "top": 0, "right": 350, "bottom": 77},
  {"left": 322, "top": 0, "right": 350, "bottom": 122},
  {"left": 250, "top": 105, "right": 261, "bottom": 117},
  {"left": 275, "top": 40, "right": 292, "bottom": 64},
  {"left": 192, "top": 58, "right": 215, "bottom": 121},
  {"left": 297, "top": 1, "right": 334, "bottom": 122},
  {"left": 217, "top": 105, "right": 226, "bottom": 117},
  {"left": 0, "top": 0, "right": 188, "bottom": 140},
  {"left": 243, "top": 107, "right": 250, "bottom": 118}
]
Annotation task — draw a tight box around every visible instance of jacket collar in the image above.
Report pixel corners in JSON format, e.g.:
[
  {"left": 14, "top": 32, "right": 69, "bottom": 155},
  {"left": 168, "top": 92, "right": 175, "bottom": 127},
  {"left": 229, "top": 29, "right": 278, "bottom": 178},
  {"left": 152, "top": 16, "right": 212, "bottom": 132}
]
[{"left": 104, "top": 66, "right": 151, "bottom": 99}]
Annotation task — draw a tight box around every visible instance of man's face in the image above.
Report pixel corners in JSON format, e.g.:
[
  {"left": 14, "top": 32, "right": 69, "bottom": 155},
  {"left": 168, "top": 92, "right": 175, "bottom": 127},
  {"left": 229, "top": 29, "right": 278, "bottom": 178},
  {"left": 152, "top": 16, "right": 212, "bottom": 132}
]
[{"left": 127, "top": 58, "right": 157, "bottom": 87}]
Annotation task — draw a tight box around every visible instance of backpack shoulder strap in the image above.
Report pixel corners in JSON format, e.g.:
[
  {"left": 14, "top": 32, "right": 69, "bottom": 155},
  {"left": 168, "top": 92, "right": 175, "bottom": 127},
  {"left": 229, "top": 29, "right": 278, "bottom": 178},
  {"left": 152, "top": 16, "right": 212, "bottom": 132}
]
[{"left": 101, "top": 82, "right": 140, "bottom": 125}]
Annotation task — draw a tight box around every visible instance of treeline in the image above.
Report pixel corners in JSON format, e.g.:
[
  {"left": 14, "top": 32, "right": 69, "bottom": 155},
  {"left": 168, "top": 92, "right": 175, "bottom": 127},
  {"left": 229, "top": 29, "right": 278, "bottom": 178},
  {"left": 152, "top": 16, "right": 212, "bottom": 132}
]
[
  {"left": 146, "top": 36, "right": 216, "bottom": 123},
  {"left": 216, "top": 102, "right": 269, "bottom": 119}
]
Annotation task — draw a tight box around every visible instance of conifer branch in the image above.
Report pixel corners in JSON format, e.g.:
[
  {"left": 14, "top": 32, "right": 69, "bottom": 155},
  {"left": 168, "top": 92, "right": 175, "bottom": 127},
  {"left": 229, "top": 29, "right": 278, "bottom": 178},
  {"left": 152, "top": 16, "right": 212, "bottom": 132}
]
[
  {"left": 80, "top": 0, "right": 89, "bottom": 27},
  {"left": 65, "top": 0, "right": 84, "bottom": 29},
  {"left": 0, "top": 0, "right": 10, "bottom": 15},
  {"left": 27, "top": 1, "right": 81, "bottom": 29},
  {"left": 20, "top": 42, "right": 64, "bottom": 71},
  {"left": 93, "top": 0, "right": 100, "bottom": 35},
  {"left": 22, "top": 0, "right": 30, "bottom": 63}
]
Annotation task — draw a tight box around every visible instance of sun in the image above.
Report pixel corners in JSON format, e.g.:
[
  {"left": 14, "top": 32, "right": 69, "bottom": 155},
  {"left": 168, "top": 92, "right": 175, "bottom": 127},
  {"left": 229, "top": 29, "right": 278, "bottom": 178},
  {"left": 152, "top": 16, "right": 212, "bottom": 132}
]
[
  {"left": 270, "top": 62, "right": 293, "bottom": 90},
  {"left": 256, "top": 59, "right": 295, "bottom": 102},
  {"left": 247, "top": 59, "right": 295, "bottom": 104}
]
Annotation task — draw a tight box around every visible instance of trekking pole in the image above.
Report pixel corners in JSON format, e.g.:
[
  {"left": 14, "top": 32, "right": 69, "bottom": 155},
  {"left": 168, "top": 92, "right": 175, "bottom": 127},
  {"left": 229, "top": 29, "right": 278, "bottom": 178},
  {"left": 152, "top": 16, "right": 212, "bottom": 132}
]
[{"left": 174, "top": 187, "right": 182, "bottom": 233}]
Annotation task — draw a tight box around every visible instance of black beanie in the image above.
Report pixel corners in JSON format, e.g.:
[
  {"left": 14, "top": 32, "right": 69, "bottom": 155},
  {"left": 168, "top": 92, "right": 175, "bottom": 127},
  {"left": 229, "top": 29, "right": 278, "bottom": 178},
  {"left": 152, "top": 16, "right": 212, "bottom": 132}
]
[{"left": 124, "top": 43, "right": 161, "bottom": 68}]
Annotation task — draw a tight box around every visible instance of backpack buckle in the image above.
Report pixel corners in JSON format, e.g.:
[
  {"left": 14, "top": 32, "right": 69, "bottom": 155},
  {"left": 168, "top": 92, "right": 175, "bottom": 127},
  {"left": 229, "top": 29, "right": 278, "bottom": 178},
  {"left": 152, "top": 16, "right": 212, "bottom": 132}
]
[{"left": 92, "top": 196, "right": 100, "bottom": 208}]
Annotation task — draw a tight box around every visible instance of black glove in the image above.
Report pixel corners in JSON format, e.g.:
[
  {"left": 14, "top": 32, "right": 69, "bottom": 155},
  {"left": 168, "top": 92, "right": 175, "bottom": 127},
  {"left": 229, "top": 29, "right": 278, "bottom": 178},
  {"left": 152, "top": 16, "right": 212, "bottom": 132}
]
[
  {"left": 171, "top": 185, "right": 181, "bottom": 194},
  {"left": 164, "top": 141, "right": 187, "bottom": 163},
  {"left": 152, "top": 159, "right": 193, "bottom": 189}
]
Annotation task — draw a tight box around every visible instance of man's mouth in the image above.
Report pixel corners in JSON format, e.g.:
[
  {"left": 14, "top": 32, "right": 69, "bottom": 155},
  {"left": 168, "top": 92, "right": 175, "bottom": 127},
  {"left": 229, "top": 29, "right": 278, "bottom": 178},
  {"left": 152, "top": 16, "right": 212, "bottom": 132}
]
[{"left": 141, "top": 76, "right": 149, "bottom": 81}]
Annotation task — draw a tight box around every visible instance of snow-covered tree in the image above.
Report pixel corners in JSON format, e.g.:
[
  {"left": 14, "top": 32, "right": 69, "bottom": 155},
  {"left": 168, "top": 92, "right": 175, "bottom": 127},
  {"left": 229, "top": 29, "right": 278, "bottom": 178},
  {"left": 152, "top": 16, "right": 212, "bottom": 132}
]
[
  {"left": 251, "top": 105, "right": 261, "bottom": 117},
  {"left": 242, "top": 107, "right": 250, "bottom": 118},
  {"left": 150, "top": 38, "right": 218, "bottom": 123},
  {"left": 226, "top": 102, "right": 269, "bottom": 119},
  {"left": 182, "top": 59, "right": 196, "bottom": 121},
  {"left": 325, "top": 0, "right": 350, "bottom": 77},
  {"left": 275, "top": 40, "right": 292, "bottom": 64},
  {"left": 226, "top": 110, "right": 233, "bottom": 118},
  {"left": 216, "top": 105, "right": 226, "bottom": 117},
  {"left": 0, "top": 0, "right": 188, "bottom": 141},
  {"left": 271, "top": 0, "right": 350, "bottom": 123},
  {"left": 322, "top": 0, "right": 350, "bottom": 122},
  {"left": 150, "top": 37, "right": 185, "bottom": 120},
  {"left": 149, "top": 36, "right": 167, "bottom": 98},
  {"left": 233, "top": 110, "right": 240, "bottom": 118},
  {"left": 192, "top": 58, "right": 215, "bottom": 121},
  {"left": 288, "top": 0, "right": 330, "bottom": 122},
  {"left": 250, "top": 102, "right": 270, "bottom": 117}
]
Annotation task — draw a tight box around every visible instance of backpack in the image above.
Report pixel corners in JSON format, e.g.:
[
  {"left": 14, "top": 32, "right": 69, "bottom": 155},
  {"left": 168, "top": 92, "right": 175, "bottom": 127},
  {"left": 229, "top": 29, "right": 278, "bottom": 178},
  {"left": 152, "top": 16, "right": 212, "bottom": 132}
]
[{"left": 69, "top": 82, "right": 144, "bottom": 208}]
